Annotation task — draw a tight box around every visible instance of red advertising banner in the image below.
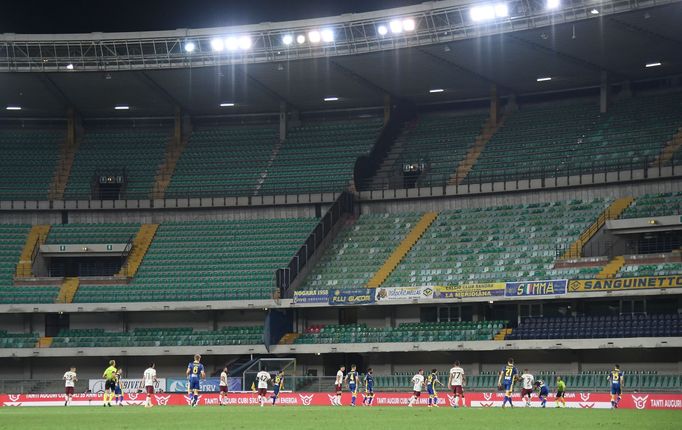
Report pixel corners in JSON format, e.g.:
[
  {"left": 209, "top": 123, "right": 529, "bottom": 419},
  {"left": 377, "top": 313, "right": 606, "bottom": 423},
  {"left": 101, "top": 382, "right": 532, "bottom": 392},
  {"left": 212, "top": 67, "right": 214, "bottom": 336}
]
[{"left": 1, "top": 392, "right": 681, "bottom": 409}]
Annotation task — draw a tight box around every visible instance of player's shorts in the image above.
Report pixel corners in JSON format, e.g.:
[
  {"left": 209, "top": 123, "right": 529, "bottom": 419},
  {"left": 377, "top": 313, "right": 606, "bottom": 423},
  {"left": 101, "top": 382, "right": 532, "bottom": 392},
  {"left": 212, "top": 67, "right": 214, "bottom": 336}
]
[
  {"left": 219, "top": 386, "right": 228, "bottom": 393},
  {"left": 611, "top": 384, "right": 621, "bottom": 395},
  {"left": 452, "top": 385, "right": 464, "bottom": 396},
  {"left": 365, "top": 387, "right": 374, "bottom": 394},
  {"left": 335, "top": 384, "right": 342, "bottom": 393},
  {"left": 258, "top": 388, "right": 267, "bottom": 396},
  {"left": 539, "top": 388, "right": 549, "bottom": 397},
  {"left": 273, "top": 386, "right": 280, "bottom": 395},
  {"left": 521, "top": 388, "right": 533, "bottom": 397},
  {"left": 114, "top": 387, "right": 122, "bottom": 395},
  {"left": 413, "top": 391, "right": 421, "bottom": 397},
  {"left": 556, "top": 390, "right": 565, "bottom": 398},
  {"left": 503, "top": 380, "right": 513, "bottom": 393},
  {"left": 65, "top": 386, "right": 74, "bottom": 396},
  {"left": 105, "top": 379, "right": 116, "bottom": 391},
  {"left": 426, "top": 386, "right": 436, "bottom": 396},
  {"left": 189, "top": 378, "right": 200, "bottom": 391},
  {"left": 146, "top": 385, "right": 154, "bottom": 395},
  {"left": 349, "top": 383, "right": 357, "bottom": 394}
]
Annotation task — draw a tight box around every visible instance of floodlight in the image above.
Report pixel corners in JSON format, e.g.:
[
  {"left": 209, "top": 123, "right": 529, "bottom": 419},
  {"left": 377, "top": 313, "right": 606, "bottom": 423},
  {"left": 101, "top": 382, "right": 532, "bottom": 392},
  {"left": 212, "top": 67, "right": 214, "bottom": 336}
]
[
  {"left": 389, "top": 20, "right": 403, "bottom": 33},
  {"left": 321, "top": 29, "right": 334, "bottom": 43},
  {"left": 66, "top": 63, "right": 74, "bottom": 70},
  {"left": 238, "top": 36, "right": 252, "bottom": 50},
  {"left": 297, "top": 34, "right": 306, "bottom": 44},
  {"left": 590, "top": 8, "right": 599, "bottom": 14},
  {"left": 402, "top": 18, "right": 416, "bottom": 31},
  {"left": 224, "top": 37, "right": 238, "bottom": 51},
  {"left": 184, "top": 41, "right": 196, "bottom": 53},
  {"left": 546, "top": 0, "right": 560, "bottom": 10},
  {"left": 308, "top": 31, "right": 321, "bottom": 43},
  {"left": 210, "top": 38, "right": 224, "bottom": 52},
  {"left": 377, "top": 25, "right": 388, "bottom": 36},
  {"left": 282, "top": 34, "right": 293, "bottom": 45}
]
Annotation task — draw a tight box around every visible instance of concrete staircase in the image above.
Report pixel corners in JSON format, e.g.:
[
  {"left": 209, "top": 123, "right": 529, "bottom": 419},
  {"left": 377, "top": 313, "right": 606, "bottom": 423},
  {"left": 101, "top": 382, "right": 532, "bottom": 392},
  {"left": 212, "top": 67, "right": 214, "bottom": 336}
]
[
  {"left": 651, "top": 127, "right": 682, "bottom": 167},
  {"left": 254, "top": 139, "right": 283, "bottom": 195},
  {"left": 494, "top": 328, "right": 512, "bottom": 341},
  {"left": 597, "top": 256, "right": 626, "bottom": 279},
  {"left": 48, "top": 136, "right": 80, "bottom": 200},
  {"left": 151, "top": 135, "right": 187, "bottom": 199},
  {"left": 16, "top": 225, "right": 51, "bottom": 278},
  {"left": 55, "top": 277, "right": 80, "bottom": 304},
  {"left": 448, "top": 116, "right": 505, "bottom": 186},
  {"left": 561, "top": 196, "right": 634, "bottom": 259},
  {"left": 367, "top": 119, "right": 418, "bottom": 189},
  {"left": 36, "top": 337, "right": 53, "bottom": 348},
  {"left": 278, "top": 333, "right": 301, "bottom": 345},
  {"left": 118, "top": 224, "right": 158, "bottom": 277},
  {"left": 366, "top": 212, "right": 439, "bottom": 288}
]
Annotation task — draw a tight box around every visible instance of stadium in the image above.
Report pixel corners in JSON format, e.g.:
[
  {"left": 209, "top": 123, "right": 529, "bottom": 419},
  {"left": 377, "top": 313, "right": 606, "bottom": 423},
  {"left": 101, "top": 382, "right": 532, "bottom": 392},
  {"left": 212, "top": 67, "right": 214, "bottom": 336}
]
[{"left": 1, "top": 0, "right": 681, "bottom": 428}]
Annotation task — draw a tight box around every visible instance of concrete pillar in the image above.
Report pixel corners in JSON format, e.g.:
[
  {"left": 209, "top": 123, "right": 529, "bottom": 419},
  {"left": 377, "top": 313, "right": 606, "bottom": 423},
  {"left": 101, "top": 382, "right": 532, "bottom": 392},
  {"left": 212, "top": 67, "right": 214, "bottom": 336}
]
[
  {"left": 279, "top": 101, "right": 287, "bottom": 142},
  {"left": 506, "top": 94, "right": 518, "bottom": 113},
  {"left": 290, "top": 109, "right": 301, "bottom": 128},
  {"left": 490, "top": 85, "right": 499, "bottom": 124},
  {"left": 383, "top": 94, "right": 391, "bottom": 125},
  {"left": 600, "top": 71, "right": 610, "bottom": 114}
]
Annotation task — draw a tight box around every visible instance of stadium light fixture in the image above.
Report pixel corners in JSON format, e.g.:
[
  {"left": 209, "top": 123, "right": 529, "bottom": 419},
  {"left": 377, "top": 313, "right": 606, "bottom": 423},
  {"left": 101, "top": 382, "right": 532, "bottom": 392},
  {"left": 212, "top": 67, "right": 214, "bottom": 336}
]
[
  {"left": 220, "top": 102, "right": 235, "bottom": 107},
  {"left": 282, "top": 34, "right": 293, "bottom": 45},
  {"left": 308, "top": 31, "right": 321, "bottom": 43},
  {"left": 389, "top": 20, "right": 403, "bottom": 34},
  {"left": 210, "top": 38, "right": 224, "bottom": 52},
  {"left": 324, "top": 97, "right": 339, "bottom": 102},
  {"left": 645, "top": 62, "right": 662, "bottom": 68},
  {"left": 377, "top": 25, "right": 388, "bottom": 36},
  {"left": 114, "top": 105, "right": 129, "bottom": 110},
  {"left": 470, "top": 3, "right": 508, "bottom": 22},
  {"left": 536, "top": 77, "right": 552, "bottom": 82},
  {"left": 590, "top": 8, "right": 599, "bottom": 14},
  {"left": 429, "top": 88, "right": 445, "bottom": 93},
  {"left": 321, "top": 29, "right": 335, "bottom": 43},
  {"left": 546, "top": 0, "right": 560, "bottom": 10},
  {"left": 66, "top": 63, "right": 74, "bottom": 70},
  {"left": 296, "top": 34, "right": 306, "bottom": 44},
  {"left": 402, "top": 18, "right": 416, "bottom": 32},
  {"left": 224, "top": 37, "right": 239, "bottom": 51},
  {"left": 5, "top": 106, "right": 21, "bottom": 111},
  {"left": 184, "top": 41, "right": 196, "bottom": 53},
  {"left": 238, "top": 36, "right": 252, "bottom": 50}
]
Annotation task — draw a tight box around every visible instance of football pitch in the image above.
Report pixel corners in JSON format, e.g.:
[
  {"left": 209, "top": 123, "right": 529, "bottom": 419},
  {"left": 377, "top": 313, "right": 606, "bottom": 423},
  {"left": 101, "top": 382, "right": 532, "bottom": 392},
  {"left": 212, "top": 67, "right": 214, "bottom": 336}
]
[{"left": 0, "top": 406, "right": 680, "bottom": 430}]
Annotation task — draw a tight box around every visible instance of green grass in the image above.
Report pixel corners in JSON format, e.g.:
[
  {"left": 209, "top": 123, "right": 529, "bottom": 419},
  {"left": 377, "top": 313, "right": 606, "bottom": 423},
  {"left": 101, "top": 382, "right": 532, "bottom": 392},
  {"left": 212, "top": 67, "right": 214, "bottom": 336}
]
[{"left": 0, "top": 406, "right": 680, "bottom": 430}]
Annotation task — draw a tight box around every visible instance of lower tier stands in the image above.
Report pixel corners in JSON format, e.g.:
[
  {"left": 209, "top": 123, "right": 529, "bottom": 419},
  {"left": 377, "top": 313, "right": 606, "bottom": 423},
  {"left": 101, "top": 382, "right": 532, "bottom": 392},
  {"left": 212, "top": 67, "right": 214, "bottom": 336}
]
[
  {"left": 50, "top": 326, "right": 263, "bottom": 347},
  {"left": 620, "top": 192, "right": 682, "bottom": 219},
  {"left": 73, "top": 217, "right": 317, "bottom": 303},
  {"left": 507, "top": 314, "right": 681, "bottom": 340},
  {"left": 0, "top": 331, "right": 38, "bottom": 348},
  {"left": 294, "top": 321, "right": 505, "bottom": 344},
  {"left": 0, "top": 129, "right": 63, "bottom": 200}
]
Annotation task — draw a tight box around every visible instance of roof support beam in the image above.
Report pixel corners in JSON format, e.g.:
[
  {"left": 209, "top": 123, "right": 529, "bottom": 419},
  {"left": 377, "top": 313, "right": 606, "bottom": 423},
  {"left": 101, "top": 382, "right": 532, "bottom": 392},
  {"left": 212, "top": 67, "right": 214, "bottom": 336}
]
[
  {"left": 328, "top": 60, "right": 404, "bottom": 103},
  {"left": 135, "top": 71, "right": 188, "bottom": 113},
  {"left": 235, "top": 66, "right": 301, "bottom": 112},
  {"left": 607, "top": 16, "right": 682, "bottom": 49},
  {"left": 38, "top": 74, "right": 81, "bottom": 116}
]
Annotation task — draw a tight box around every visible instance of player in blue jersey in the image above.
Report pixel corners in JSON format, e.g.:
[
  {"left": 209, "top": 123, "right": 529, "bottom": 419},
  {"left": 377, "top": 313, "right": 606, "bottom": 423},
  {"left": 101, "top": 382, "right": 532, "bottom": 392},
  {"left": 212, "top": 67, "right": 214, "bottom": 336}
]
[
  {"left": 185, "top": 354, "right": 206, "bottom": 407},
  {"left": 271, "top": 370, "right": 284, "bottom": 406},
  {"left": 344, "top": 364, "right": 360, "bottom": 406},
  {"left": 362, "top": 368, "right": 375, "bottom": 406},
  {"left": 113, "top": 370, "right": 124, "bottom": 406},
  {"left": 608, "top": 365, "right": 624, "bottom": 409},
  {"left": 497, "top": 357, "right": 519, "bottom": 408},
  {"left": 426, "top": 369, "right": 444, "bottom": 408},
  {"left": 535, "top": 380, "right": 549, "bottom": 408}
]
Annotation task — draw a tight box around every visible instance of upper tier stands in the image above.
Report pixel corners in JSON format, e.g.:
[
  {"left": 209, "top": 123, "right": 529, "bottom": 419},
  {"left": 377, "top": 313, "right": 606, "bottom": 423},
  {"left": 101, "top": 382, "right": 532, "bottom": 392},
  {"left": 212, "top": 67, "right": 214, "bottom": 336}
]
[
  {"left": 390, "top": 113, "right": 487, "bottom": 186},
  {"left": 0, "top": 129, "right": 62, "bottom": 200},
  {"left": 620, "top": 192, "right": 682, "bottom": 219},
  {"left": 466, "top": 92, "right": 682, "bottom": 182},
  {"left": 64, "top": 128, "right": 170, "bottom": 199},
  {"left": 73, "top": 217, "right": 316, "bottom": 303},
  {"left": 166, "top": 124, "right": 279, "bottom": 197},
  {"left": 0, "top": 331, "right": 38, "bottom": 348},
  {"left": 0, "top": 224, "right": 60, "bottom": 304},
  {"left": 46, "top": 223, "right": 140, "bottom": 244},
  {"left": 50, "top": 326, "right": 263, "bottom": 347},
  {"left": 258, "top": 118, "right": 383, "bottom": 195},
  {"left": 300, "top": 213, "right": 423, "bottom": 290},
  {"left": 295, "top": 321, "right": 505, "bottom": 344},
  {"left": 508, "top": 314, "right": 681, "bottom": 340}
]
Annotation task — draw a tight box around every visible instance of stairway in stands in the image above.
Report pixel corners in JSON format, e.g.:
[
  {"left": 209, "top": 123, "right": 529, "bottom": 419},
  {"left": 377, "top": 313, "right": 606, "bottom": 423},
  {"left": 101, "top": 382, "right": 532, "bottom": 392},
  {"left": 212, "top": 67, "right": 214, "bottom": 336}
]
[
  {"left": 367, "top": 118, "right": 418, "bottom": 189},
  {"left": 366, "top": 212, "right": 439, "bottom": 288},
  {"left": 152, "top": 133, "right": 188, "bottom": 199},
  {"left": 651, "top": 126, "right": 682, "bottom": 166},
  {"left": 55, "top": 277, "right": 80, "bottom": 303},
  {"left": 597, "top": 256, "right": 626, "bottom": 279},
  {"left": 117, "top": 224, "right": 159, "bottom": 277},
  {"left": 16, "top": 225, "right": 51, "bottom": 277},
  {"left": 48, "top": 135, "right": 80, "bottom": 200},
  {"left": 448, "top": 115, "right": 505, "bottom": 186}
]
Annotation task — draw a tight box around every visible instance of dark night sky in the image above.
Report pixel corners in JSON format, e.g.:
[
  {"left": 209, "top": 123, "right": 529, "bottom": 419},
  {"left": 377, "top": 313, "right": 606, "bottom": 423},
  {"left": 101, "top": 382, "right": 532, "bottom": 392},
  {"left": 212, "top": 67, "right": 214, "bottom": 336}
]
[{"left": 4, "top": 0, "right": 426, "bottom": 34}]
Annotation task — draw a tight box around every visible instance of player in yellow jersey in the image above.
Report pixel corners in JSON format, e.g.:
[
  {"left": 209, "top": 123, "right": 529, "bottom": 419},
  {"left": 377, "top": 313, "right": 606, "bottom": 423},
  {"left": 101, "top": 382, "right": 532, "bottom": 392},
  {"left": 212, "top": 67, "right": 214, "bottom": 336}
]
[{"left": 102, "top": 360, "right": 118, "bottom": 407}]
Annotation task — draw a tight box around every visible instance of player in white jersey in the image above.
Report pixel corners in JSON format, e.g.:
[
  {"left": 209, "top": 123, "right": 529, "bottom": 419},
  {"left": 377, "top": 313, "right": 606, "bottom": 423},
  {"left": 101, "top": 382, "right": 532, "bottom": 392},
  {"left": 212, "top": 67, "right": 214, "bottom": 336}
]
[
  {"left": 256, "top": 369, "right": 272, "bottom": 407},
  {"left": 407, "top": 369, "right": 425, "bottom": 407},
  {"left": 520, "top": 369, "right": 535, "bottom": 407},
  {"left": 219, "top": 367, "right": 229, "bottom": 406},
  {"left": 143, "top": 363, "right": 157, "bottom": 408},
  {"left": 448, "top": 361, "right": 466, "bottom": 408},
  {"left": 333, "top": 366, "right": 345, "bottom": 406},
  {"left": 63, "top": 366, "right": 78, "bottom": 406}
]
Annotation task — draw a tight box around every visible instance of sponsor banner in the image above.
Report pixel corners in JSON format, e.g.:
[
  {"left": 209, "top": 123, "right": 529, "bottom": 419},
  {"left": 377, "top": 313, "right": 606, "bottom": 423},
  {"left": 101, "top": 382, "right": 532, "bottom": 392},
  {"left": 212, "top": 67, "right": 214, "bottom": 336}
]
[
  {"left": 293, "top": 289, "right": 328, "bottom": 304},
  {"left": 328, "top": 288, "right": 375, "bottom": 306},
  {"left": 505, "top": 279, "right": 567, "bottom": 297},
  {"left": 434, "top": 283, "right": 505, "bottom": 299},
  {"left": 88, "top": 378, "right": 166, "bottom": 394},
  {"left": 374, "top": 286, "right": 435, "bottom": 302},
  {"left": 1, "top": 392, "right": 681, "bottom": 409},
  {"left": 167, "top": 377, "right": 240, "bottom": 393},
  {"left": 569, "top": 275, "right": 682, "bottom": 293}
]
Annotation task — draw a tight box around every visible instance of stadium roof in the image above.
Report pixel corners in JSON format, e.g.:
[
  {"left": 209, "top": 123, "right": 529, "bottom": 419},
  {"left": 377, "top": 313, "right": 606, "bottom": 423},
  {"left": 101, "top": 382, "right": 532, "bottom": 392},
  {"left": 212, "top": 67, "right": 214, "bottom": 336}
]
[{"left": 0, "top": 0, "right": 681, "bottom": 117}]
